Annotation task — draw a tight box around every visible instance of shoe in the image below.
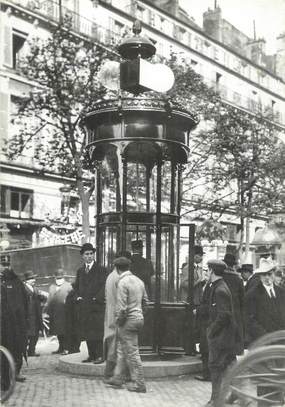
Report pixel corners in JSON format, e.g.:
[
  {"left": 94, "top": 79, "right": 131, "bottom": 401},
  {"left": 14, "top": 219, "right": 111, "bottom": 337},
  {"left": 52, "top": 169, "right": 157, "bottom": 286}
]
[
  {"left": 52, "top": 349, "right": 62, "bottom": 355},
  {"left": 16, "top": 374, "right": 26, "bottom": 382},
  {"left": 127, "top": 383, "right": 146, "bottom": 393},
  {"left": 61, "top": 350, "right": 69, "bottom": 355},
  {"left": 82, "top": 357, "right": 94, "bottom": 363},
  {"left": 195, "top": 375, "right": 211, "bottom": 382},
  {"left": 93, "top": 357, "right": 104, "bottom": 364},
  {"left": 104, "top": 377, "right": 123, "bottom": 388},
  {"left": 28, "top": 352, "right": 40, "bottom": 357}
]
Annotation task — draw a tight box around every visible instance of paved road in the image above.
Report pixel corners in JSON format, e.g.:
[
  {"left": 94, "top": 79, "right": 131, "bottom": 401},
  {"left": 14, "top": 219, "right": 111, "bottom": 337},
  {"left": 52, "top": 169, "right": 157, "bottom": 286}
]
[{"left": 4, "top": 338, "right": 212, "bottom": 407}]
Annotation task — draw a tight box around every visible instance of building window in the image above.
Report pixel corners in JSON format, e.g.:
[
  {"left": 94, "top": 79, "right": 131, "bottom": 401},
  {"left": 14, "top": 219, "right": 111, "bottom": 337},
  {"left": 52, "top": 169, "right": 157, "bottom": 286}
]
[
  {"left": 1, "top": 186, "right": 33, "bottom": 219},
  {"left": 136, "top": 5, "right": 146, "bottom": 22},
  {"left": 113, "top": 20, "right": 124, "bottom": 36},
  {"left": 12, "top": 30, "right": 27, "bottom": 69}
]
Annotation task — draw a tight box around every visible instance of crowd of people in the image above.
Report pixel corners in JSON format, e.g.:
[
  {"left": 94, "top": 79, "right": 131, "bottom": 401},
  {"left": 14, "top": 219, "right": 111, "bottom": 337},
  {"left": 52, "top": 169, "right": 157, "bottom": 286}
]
[
  {"left": 1, "top": 242, "right": 285, "bottom": 404},
  {"left": 181, "top": 247, "right": 285, "bottom": 407}
]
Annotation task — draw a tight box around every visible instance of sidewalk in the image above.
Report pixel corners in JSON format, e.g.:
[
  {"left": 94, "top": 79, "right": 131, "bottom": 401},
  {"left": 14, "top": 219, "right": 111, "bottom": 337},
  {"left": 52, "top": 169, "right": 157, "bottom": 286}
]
[{"left": 4, "top": 338, "right": 212, "bottom": 407}]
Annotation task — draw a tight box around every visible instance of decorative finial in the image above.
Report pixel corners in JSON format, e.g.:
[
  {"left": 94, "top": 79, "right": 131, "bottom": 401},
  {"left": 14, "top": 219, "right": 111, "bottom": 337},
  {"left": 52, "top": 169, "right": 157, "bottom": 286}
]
[{"left": 133, "top": 20, "right": 142, "bottom": 36}]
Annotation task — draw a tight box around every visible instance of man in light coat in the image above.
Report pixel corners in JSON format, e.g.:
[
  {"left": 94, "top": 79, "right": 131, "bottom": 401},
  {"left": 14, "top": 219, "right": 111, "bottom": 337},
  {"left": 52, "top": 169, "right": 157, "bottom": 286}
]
[{"left": 46, "top": 269, "right": 72, "bottom": 355}]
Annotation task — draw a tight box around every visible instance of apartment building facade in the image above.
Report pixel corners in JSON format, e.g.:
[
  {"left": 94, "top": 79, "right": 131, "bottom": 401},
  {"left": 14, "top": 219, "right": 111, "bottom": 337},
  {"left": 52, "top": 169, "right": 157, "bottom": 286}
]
[{"left": 0, "top": 0, "right": 284, "bottom": 254}]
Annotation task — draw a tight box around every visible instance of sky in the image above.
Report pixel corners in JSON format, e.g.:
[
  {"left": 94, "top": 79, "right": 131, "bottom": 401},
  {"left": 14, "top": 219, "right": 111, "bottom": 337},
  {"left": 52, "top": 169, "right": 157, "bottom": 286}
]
[{"left": 179, "top": 0, "right": 285, "bottom": 54}]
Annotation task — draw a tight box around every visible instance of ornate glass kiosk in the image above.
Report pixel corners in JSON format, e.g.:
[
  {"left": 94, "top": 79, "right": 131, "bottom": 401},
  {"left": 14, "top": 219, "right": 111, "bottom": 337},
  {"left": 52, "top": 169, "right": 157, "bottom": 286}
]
[{"left": 81, "top": 24, "right": 199, "bottom": 354}]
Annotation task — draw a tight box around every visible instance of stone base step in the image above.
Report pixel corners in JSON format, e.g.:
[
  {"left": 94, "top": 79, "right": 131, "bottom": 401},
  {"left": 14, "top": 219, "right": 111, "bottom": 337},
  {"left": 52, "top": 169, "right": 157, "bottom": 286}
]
[{"left": 58, "top": 350, "right": 202, "bottom": 378}]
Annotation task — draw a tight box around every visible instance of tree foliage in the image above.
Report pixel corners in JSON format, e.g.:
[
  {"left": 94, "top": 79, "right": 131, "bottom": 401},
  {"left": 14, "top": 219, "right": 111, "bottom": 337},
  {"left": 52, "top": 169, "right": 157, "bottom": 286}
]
[
  {"left": 166, "top": 53, "right": 285, "bottom": 252},
  {"left": 5, "top": 18, "right": 116, "bottom": 241}
]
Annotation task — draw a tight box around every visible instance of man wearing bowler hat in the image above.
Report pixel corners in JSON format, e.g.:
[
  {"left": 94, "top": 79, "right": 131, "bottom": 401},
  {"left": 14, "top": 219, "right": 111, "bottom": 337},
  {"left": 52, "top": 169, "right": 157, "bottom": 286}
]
[
  {"left": 74, "top": 243, "right": 107, "bottom": 363},
  {"left": 238, "top": 263, "right": 259, "bottom": 292},
  {"left": 23, "top": 270, "right": 46, "bottom": 357}
]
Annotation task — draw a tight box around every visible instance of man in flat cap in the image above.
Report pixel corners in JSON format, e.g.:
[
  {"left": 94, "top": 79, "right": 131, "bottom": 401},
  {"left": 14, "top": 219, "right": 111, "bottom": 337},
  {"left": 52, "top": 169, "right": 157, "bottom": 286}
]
[
  {"left": 206, "top": 259, "right": 238, "bottom": 407},
  {"left": 73, "top": 243, "right": 107, "bottom": 363},
  {"left": 105, "top": 256, "right": 148, "bottom": 393},
  {"left": 103, "top": 251, "right": 132, "bottom": 381}
]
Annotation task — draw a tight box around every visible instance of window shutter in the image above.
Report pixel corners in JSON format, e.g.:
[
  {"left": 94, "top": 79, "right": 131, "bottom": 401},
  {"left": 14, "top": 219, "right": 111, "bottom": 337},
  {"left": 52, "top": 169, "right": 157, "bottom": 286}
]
[
  {"left": 0, "top": 92, "right": 9, "bottom": 142},
  {"left": 3, "top": 24, "right": 12, "bottom": 68}
]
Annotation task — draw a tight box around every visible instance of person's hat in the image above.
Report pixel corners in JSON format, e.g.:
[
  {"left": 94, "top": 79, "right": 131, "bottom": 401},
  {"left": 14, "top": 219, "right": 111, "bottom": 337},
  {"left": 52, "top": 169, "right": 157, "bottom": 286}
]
[
  {"left": 80, "top": 243, "right": 95, "bottom": 255},
  {"left": 24, "top": 270, "right": 37, "bottom": 280},
  {"left": 239, "top": 264, "right": 254, "bottom": 273},
  {"left": 223, "top": 253, "right": 237, "bottom": 267},
  {"left": 131, "top": 240, "right": 143, "bottom": 250},
  {"left": 207, "top": 259, "right": 227, "bottom": 273},
  {"left": 113, "top": 256, "right": 132, "bottom": 268},
  {"left": 0, "top": 254, "right": 10, "bottom": 266},
  {"left": 194, "top": 245, "right": 204, "bottom": 256},
  {"left": 255, "top": 258, "right": 276, "bottom": 274},
  {"left": 54, "top": 268, "right": 65, "bottom": 278},
  {"left": 116, "top": 250, "right": 132, "bottom": 260}
]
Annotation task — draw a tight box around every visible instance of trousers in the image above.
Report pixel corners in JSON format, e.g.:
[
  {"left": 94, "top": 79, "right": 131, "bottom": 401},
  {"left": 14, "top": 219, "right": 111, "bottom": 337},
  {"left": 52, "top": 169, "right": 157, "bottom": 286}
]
[{"left": 113, "top": 318, "right": 144, "bottom": 387}]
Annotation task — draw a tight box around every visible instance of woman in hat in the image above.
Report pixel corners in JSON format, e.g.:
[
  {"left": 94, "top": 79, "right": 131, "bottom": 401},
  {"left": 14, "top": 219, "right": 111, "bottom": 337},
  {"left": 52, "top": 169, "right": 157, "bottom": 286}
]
[{"left": 45, "top": 269, "right": 72, "bottom": 355}]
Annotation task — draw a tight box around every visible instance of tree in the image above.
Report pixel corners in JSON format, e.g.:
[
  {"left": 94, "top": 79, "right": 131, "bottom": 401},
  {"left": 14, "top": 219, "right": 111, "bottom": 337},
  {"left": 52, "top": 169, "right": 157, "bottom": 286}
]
[
  {"left": 5, "top": 18, "right": 117, "bottom": 242},
  {"left": 166, "top": 54, "right": 285, "bottom": 256}
]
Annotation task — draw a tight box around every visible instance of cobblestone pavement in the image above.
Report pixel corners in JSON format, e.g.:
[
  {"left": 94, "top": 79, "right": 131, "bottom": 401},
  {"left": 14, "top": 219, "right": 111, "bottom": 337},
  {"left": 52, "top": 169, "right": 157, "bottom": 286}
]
[{"left": 4, "top": 338, "right": 212, "bottom": 407}]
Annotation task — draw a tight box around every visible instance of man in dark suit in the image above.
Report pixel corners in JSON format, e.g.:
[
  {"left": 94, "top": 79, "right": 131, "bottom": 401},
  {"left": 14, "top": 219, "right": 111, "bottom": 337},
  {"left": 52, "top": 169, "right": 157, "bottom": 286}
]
[
  {"left": 130, "top": 240, "right": 154, "bottom": 298},
  {"left": 206, "top": 259, "right": 238, "bottom": 407},
  {"left": 74, "top": 243, "right": 107, "bottom": 364},
  {"left": 222, "top": 253, "right": 245, "bottom": 357},
  {"left": 23, "top": 270, "right": 46, "bottom": 357},
  {"left": 238, "top": 263, "right": 259, "bottom": 292},
  {"left": 1, "top": 255, "right": 28, "bottom": 385},
  {"left": 245, "top": 258, "right": 285, "bottom": 346}
]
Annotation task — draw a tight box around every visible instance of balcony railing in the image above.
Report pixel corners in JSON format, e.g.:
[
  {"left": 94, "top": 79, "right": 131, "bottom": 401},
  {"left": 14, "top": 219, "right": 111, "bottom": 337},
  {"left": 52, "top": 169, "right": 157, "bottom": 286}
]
[
  {"left": 205, "top": 79, "right": 284, "bottom": 126},
  {"left": 5, "top": 0, "right": 285, "bottom": 127},
  {"left": 7, "top": 0, "right": 123, "bottom": 47}
]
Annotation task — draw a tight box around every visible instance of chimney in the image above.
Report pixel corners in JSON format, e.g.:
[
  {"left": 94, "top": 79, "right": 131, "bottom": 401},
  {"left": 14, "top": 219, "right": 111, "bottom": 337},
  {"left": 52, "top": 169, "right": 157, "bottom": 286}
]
[
  {"left": 246, "top": 38, "right": 266, "bottom": 65},
  {"left": 203, "top": 6, "right": 222, "bottom": 42},
  {"left": 276, "top": 32, "right": 285, "bottom": 80}
]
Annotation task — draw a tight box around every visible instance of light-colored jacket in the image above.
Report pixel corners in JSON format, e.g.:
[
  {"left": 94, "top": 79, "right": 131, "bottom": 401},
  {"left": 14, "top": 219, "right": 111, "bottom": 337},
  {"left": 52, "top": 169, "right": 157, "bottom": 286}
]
[
  {"left": 104, "top": 269, "right": 119, "bottom": 341},
  {"left": 116, "top": 271, "right": 148, "bottom": 322}
]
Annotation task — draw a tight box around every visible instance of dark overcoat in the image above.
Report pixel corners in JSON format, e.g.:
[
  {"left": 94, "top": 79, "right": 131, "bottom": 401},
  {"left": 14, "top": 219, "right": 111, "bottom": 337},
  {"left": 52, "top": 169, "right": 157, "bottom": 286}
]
[
  {"left": 73, "top": 263, "right": 107, "bottom": 341},
  {"left": 245, "top": 281, "right": 285, "bottom": 345},
  {"left": 0, "top": 269, "right": 28, "bottom": 362},
  {"left": 223, "top": 270, "right": 245, "bottom": 355},
  {"left": 46, "top": 281, "right": 72, "bottom": 335},
  {"left": 130, "top": 254, "right": 154, "bottom": 298},
  {"left": 24, "top": 285, "right": 44, "bottom": 336},
  {"left": 245, "top": 273, "right": 260, "bottom": 292},
  {"left": 196, "top": 282, "right": 211, "bottom": 354},
  {"left": 207, "top": 278, "right": 238, "bottom": 369}
]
